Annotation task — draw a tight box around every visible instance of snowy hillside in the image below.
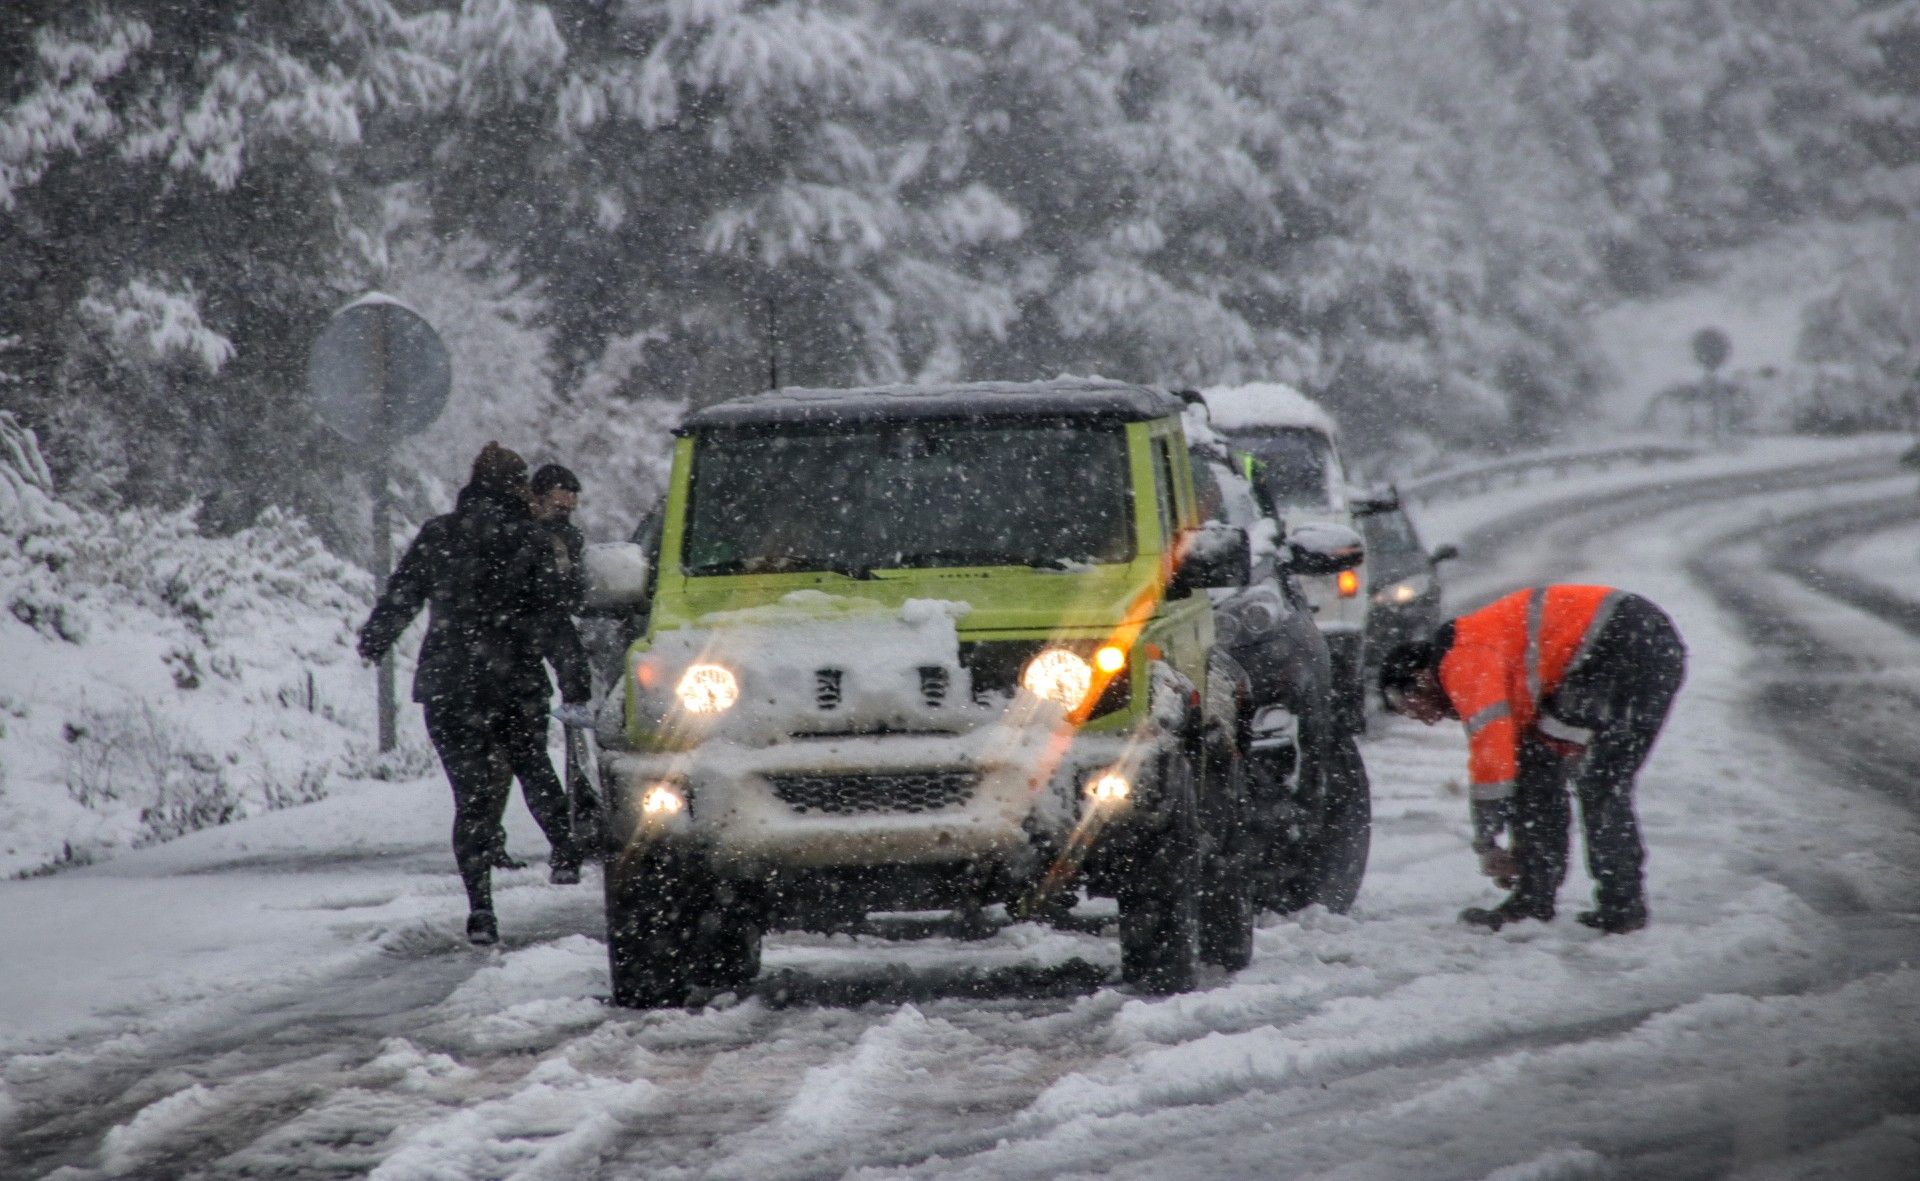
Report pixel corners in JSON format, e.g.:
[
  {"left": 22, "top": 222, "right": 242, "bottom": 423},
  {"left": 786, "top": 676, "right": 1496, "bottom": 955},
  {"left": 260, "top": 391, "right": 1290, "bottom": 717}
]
[{"left": 0, "top": 413, "right": 405, "bottom": 878}]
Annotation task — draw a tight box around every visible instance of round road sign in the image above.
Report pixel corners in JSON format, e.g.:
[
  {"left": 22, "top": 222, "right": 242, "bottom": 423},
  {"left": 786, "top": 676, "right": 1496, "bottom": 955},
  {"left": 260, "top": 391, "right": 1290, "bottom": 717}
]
[{"left": 307, "top": 293, "right": 451, "bottom": 444}]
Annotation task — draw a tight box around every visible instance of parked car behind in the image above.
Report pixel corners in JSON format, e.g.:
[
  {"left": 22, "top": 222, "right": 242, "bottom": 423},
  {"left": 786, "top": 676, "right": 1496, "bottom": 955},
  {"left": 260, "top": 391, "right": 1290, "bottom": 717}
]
[
  {"left": 1185, "top": 409, "right": 1372, "bottom": 913},
  {"left": 1201, "top": 383, "right": 1371, "bottom": 733},
  {"left": 1356, "top": 487, "right": 1457, "bottom": 689}
]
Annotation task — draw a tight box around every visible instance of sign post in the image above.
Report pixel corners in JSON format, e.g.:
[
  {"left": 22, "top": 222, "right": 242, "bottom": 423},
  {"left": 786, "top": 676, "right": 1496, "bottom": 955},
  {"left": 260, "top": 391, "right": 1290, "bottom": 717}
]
[
  {"left": 1691, "top": 327, "right": 1733, "bottom": 441},
  {"left": 307, "top": 294, "right": 451, "bottom": 752}
]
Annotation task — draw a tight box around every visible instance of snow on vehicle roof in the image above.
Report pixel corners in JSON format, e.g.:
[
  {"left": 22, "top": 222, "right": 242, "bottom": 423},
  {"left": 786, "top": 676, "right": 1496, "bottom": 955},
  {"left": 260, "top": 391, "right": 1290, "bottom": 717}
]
[
  {"left": 680, "top": 378, "right": 1182, "bottom": 432},
  {"left": 1201, "top": 382, "right": 1340, "bottom": 438}
]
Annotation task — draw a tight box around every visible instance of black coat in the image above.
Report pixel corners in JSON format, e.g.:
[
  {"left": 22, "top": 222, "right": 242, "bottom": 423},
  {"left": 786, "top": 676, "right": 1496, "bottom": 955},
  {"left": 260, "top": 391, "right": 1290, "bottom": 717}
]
[
  {"left": 357, "top": 482, "right": 568, "bottom": 708},
  {"left": 532, "top": 516, "right": 591, "bottom": 705}
]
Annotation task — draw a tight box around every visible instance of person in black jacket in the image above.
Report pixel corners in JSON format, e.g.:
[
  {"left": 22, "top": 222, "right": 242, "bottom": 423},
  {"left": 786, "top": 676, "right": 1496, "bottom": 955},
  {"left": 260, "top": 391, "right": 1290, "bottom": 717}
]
[
  {"left": 357, "top": 443, "right": 581, "bottom": 945},
  {"left": 487, "top": 463, "right": 600, "bottom": 867}
]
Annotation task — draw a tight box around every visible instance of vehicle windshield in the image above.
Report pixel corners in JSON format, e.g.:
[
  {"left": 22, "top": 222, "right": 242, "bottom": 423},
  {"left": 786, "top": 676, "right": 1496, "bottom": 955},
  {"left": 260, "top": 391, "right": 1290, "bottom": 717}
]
[
  {"left": 1225, "top": 428, "right": 1331, "bottom": 508},
  {"left": 682, "top": 421, "right": 1135, "bottom": 576},
  {"left": 1362, "top": 507, "right": 1426, "bottom": 579}
]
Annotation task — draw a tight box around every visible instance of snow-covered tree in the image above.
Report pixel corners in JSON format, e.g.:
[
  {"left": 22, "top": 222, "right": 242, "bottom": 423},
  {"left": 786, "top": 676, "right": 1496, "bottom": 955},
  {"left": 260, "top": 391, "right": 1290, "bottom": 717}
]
[{"left": 1795, "top": 221, "right": 1920, "bottom": 429}]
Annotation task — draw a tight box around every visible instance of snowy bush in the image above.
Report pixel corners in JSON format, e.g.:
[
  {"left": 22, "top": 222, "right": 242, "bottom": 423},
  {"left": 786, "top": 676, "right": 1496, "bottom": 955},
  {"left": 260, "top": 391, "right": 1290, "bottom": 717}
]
[
  {"left": 2, "top": 413, "right": 377, "bottom": 874},
  {"left": 62, "top": 704, "right": 241, "bottom": 846},
  {"left": 2, "top": 412, "right": 370, "bottom": 643}
]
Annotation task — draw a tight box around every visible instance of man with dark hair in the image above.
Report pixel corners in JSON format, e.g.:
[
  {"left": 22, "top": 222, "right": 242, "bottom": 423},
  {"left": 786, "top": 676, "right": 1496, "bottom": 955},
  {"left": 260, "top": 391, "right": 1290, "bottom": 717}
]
[
  {"left": 357, "top": 442, "right": 582, "bottom": 945},
  {"left": 1379, "top": 585, "right": 1686, "bottom": 933},
  {"left": 487, "top": 462, "right": 600, "bottom": 865}
]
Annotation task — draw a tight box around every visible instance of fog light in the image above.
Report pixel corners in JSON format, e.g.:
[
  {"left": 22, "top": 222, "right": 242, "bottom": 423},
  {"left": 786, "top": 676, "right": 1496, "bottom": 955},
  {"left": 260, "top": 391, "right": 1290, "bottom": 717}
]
[
  {"left": 641, "top": 782, "right": 686, "bottom": 816},
  {"left": 1336, "top": 568, "right": 1360, "bottom": 597},
  {"left": 1093, "top": 644, "right": 1127, "bottom": 674},
  {"left": 1085, "top": 771, "right": 1131, "bottom": 804}
]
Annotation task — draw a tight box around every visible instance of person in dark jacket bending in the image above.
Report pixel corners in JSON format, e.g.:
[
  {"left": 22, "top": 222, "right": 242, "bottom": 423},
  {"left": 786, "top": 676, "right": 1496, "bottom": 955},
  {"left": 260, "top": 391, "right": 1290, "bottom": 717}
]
[{"left": 357, "top": 443, "right": 581, "bottom": 945}]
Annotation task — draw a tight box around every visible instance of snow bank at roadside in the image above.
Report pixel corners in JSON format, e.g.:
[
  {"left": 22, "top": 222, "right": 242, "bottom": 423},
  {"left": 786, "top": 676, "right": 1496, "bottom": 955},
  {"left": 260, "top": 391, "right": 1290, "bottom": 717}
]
[{"left": 0, "top": 412, "right": 403, "bottom": 878}]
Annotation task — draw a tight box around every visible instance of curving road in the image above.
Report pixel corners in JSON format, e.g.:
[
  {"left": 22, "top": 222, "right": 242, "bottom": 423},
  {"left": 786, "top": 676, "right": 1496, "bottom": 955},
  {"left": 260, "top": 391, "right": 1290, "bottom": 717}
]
[{"left": 4, "top": 444, "right": 1919, "bottom": 1180}]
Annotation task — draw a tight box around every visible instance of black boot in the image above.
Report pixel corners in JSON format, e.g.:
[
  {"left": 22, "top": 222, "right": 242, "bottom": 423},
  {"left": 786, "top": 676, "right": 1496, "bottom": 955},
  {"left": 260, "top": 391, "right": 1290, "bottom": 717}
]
[
  {"left": 1459, "top": 894, "right": 1555, "bottom": 930},
  {"left": 549, "top": 862, "right": 581, "bottom": 886},
  {"left": 467, "top": 910, "right": 499, "bottom": 945},
  {"left": 1576, "top": 903, "right": 1647, "bottom": 934},
  {"left": 490, "top": 848, "right": 528, "bottom": 870}
]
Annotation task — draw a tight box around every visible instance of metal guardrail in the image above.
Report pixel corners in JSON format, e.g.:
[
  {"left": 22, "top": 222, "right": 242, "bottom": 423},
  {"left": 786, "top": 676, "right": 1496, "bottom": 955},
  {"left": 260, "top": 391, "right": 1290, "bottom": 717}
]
[{"left": 1398, "top": 441, "right": 1703, "bottom": 504}]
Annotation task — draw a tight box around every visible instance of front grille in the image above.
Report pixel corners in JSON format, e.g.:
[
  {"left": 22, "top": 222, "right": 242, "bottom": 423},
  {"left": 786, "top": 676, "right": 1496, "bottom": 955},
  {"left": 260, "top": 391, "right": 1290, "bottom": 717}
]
[
  {"left": 768, "top": 770, "right": 981, "bottom": 815},
  {"left": 959, "top": 640, "right": 1131, "bottom": 716}
]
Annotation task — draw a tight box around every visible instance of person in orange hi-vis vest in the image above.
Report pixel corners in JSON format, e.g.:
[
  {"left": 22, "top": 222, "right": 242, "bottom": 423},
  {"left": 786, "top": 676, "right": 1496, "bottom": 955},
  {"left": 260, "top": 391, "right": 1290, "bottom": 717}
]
[{"left": 1378, "top": 585, "right": 1686, "bottom": 933}]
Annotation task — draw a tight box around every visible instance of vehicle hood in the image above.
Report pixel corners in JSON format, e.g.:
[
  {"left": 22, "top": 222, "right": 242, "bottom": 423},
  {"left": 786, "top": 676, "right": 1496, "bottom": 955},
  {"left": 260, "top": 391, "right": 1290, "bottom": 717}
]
[{"left": 652, "top": 558, "right": 1165, "bottom": 638}]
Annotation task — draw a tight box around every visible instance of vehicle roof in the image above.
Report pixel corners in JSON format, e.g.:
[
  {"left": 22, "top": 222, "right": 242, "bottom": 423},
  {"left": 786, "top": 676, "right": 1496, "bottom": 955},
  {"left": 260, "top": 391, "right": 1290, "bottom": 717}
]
[
  {"left": 1201, "top": 382, "right": 1340, "bottom": 438},
  {"left": 678, "top": 377, "right": 1183, "bottom": 432}
]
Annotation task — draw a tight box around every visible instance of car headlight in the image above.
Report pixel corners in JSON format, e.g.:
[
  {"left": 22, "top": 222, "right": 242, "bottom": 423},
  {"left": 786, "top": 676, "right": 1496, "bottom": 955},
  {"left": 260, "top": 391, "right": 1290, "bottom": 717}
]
[
  {"left": 1084, "top": 769, "right": 1132, "bottom": 804},
  {"left": 1372, "top": 575, "right": 1431, "bottom": 607},
  {"left": 1022, "top": 647, "right": 1093, "bottom": 708},
  {"left": 675, "top": 663, "right": 739, "bottom": 713}
]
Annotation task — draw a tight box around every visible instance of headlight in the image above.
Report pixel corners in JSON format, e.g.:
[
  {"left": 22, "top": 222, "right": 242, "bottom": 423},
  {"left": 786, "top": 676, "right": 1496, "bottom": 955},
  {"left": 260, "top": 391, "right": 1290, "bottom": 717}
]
[
  {"left": 641, "top": 781, "right": 686, "bottom": 815},
  {"left": 1085, "top": 769, "right": 1132, "bottom": 804},
  {"left": 1021, "top": 647, "right": 1093, "bottom": 708},
  {"left": 1372, "top": 575, "right": 1431, "bottom": 606},
  {"left": 675, "top": 663, "right": 739, "bottom": 713}
]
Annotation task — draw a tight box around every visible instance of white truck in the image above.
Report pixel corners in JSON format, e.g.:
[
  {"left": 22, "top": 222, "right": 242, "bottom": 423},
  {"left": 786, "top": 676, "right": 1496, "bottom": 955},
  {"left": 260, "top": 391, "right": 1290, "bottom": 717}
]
[{"left": 1201, "top": 383, "right": 1371, "bottom": 732}]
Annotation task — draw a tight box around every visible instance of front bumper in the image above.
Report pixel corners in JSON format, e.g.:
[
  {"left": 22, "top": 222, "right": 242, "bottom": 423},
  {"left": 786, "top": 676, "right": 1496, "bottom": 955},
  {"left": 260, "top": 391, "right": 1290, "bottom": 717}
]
[{"left": 602, "top": 724, "right": 1165, "bottom": 876}]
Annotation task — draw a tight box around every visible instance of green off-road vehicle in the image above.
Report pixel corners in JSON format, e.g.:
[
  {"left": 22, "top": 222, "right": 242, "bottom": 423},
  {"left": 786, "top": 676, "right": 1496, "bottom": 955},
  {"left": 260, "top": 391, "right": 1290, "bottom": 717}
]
[{"left": 587, "top": 379, "right": 1258, "bottom": 1006}]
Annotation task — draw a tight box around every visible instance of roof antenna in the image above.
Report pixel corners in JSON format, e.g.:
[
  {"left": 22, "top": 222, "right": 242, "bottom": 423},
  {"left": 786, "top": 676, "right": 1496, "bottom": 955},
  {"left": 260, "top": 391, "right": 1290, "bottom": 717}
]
[{"left": 765, "top": 295, "right": 780, "bottom": 390}]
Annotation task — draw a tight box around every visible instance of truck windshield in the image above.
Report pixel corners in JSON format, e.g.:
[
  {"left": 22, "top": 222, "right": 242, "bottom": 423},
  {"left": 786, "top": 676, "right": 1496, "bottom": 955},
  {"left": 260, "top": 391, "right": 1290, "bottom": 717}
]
[
  {"left": 682, "top": 421, "right": 1135, "bottom": 576},
  {"left": 1225, "top": 428, "right": 1331, "bottom": 508}
]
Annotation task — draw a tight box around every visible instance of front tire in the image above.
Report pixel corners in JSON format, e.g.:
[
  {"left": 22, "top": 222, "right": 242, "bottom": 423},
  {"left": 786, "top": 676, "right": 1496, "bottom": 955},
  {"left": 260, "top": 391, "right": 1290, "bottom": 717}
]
[
  {"left": 1291, "top": 731, "right": 1372, "bottom": 913},
  {"left": 605, "top": 846, "right": 764, "bottom": 1007},
  {"left": 1197, "top": 730, "right": 1255, "bottom": 970},
  {"left": 1118, "top": 753, "right": 1201, "bottom": 995}
]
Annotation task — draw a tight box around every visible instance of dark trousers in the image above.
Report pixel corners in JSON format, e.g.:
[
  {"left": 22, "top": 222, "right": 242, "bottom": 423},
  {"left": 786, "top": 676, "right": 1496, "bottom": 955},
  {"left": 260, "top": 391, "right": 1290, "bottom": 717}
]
[
  {"left": 1512, "top": 596, "right": 1687, "bottom": 916},
  {"left": 490, "top": 728, "right": 604, "bottom": 858},
  {"left": 424, "top": 697, "right": 578, "bottom": 914}
]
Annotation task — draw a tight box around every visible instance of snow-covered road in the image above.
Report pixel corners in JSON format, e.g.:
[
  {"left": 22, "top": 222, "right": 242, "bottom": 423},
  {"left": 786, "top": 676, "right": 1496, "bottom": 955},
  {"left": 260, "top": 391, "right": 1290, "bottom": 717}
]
[{"left": 4, "top": 442, "right": 1919, "bottom": 1180}]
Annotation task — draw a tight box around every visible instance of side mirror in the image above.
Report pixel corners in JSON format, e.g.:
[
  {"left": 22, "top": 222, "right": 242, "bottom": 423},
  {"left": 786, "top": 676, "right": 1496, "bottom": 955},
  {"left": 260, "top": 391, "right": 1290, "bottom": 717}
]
[
  {"left": 1351, "top": 490, "right": 1399, "bottom": 516},
  {"left": 582, "top": 542, "right": 651, "bottom": 614},
  {"left": 1430, "top": 543, "right": 1460, "bottom": 564},
  {"left": 1285, "top": 521, "right": 1365, "bottom": 575},
  {"left": 1171, "top": 522, "right": 1251, "bottom": 596}
]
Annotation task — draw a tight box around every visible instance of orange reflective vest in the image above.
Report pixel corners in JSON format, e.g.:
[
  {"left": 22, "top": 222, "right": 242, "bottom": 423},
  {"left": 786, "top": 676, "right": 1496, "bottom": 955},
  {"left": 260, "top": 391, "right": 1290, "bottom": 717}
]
[{"left": 1438, "top": 585, "right": 1627, "bottom": 800}]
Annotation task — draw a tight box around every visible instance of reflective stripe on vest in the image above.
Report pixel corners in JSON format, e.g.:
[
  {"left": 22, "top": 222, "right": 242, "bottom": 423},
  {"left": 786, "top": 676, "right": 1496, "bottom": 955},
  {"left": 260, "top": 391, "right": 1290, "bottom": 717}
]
[
  {"left": 1564, "top": 588, "right": 1628, "bottom": 678},
  {"left": 1523, "top": 587, "right": 1545, "bottom": 705},
  {"left": 1464, "top": 701, "right": 1510, "bottom": 735}
]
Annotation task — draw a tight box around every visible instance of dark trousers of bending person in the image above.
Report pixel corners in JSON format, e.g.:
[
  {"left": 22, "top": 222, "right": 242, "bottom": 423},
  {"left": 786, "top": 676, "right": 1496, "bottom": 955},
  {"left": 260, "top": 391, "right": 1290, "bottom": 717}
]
[{"left": 1511, "top": 595, "right": 1687, "bottom": 928}]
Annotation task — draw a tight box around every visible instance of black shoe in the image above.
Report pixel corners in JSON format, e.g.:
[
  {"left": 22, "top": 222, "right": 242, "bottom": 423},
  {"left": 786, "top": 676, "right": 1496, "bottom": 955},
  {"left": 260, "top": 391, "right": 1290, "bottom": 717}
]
[
  {"left": 1459, "top": 896, "right": 1555, "bottom": 931},
  {"left": 1576, "top": 905, "right": 1647, "bottom": 934},
  {"left": 549, "top": 864, "right": 581, "bottom": 886},
  {"left": 489, "top": 850, "right": 528, "bottom": 870},
  {"left": 467, "top": 911, "right": 499, "bottom": 946}
]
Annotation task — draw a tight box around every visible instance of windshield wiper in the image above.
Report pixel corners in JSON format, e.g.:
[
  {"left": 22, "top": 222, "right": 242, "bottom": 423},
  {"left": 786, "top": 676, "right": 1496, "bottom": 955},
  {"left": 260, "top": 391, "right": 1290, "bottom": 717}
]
[
  {"left": 887, "top": 550, "right": 1082, "bottom": 571},
  {"left": 685, "top": 556, "right": 873, "bottom": 579}
]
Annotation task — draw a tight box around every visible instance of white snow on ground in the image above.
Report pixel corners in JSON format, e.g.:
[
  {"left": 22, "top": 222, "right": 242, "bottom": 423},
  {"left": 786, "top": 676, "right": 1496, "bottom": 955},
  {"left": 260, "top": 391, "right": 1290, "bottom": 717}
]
[
  {"left": 3, "top": 434, "right": 1919, "bottom": 1178},
  {"left": 1820, "top": 507, "right": 1920, "bottom": 605}
]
